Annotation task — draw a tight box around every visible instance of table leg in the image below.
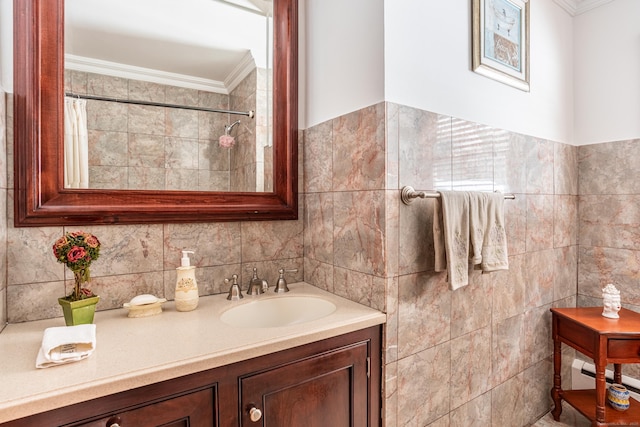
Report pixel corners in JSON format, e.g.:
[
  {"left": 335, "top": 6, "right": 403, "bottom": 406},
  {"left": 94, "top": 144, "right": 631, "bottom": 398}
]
[
  {"left": 595, "top": 360, "right": 607, "bottom": 423},
  {"left": 614, "top": 363, "right": 622, "bottom": 384},
  {"left": 551, "top": 339, "right": 562, "bottom": 420}
]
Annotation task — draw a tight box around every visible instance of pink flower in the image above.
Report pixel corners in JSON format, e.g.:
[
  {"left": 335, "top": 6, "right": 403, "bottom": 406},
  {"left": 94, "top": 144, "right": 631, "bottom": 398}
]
[
  {"left": 67, "top": 246, "right": 87, "bottom": 263},
  {"left": 85, "top": 235, "right": 100, "bottom": 248}
]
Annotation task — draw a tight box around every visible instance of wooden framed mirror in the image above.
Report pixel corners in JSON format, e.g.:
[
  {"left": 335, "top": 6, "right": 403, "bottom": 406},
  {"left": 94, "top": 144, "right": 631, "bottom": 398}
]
[{"left": 13, "top": 0, "right": 297, "bottom": 226}]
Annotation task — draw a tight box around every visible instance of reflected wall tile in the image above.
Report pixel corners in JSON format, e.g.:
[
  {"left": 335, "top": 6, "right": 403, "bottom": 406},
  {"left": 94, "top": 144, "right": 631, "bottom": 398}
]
[
  {"left": 303, "top": 120, "right": 332, "bottom": 193},
  {"left": 198, "top": 110, "right": 229, "bottom": 140},
  {"left": 399, "top": 106, "right": 451, "bottom": 191},
  {"left": 332, "top": 103, "right": 386, "bottom": 191},
  {"left": 333, "top": 191, "right": 386, "bottom": 276},
  {"left": 398, "top": 342, "right": 451, "bottom": 426},
  {"left": 165, "top": 108, "right": 199, "bottom": 138},
  {"left": 524, "top": 304, "right": 552, "bottom": 367},
  {"left": 88, "top": 224, "right": 163, "bottom": 277},
  {"left": 449, "top": 393, "right": 491, "bottom": 427},
  {"left": 198, "top": 91, "right": 230, "bottom": 109},
  {"left": 554, "top": 246, "right": 577, "bottom": 301},
  {"left": 304, "top": 258, "right": 334, "bottom": 293},
  {"left": 451, "top": 118, "right": 494, "bottom": 192},
  {"left": 491, "top": 373, "right": 525, "bottom": 426},
  {"left": 90, "top": 271, "right": 164, "bottom": 310},
  {"left": 128, "top": 105, "right": 164, "bottom": 135},
  {"left": 450, "top": 326, "right": 492, "bottom": 409},
  {"left": 398, "top": 271, "right": 451, "bottom": 358},
  {"left": 303, "top": 192, "right": 334, "bottom": 264},
  {"left": 165, "top": 137, "right": 199, "bottom": 169},
  {"left": 129, "top": 133, "right": 165, "bottom": 168},
  {"left": 165, "top": 222, "right": 242, "bottom": 268},
  {"left": 554, "top": 142, "right": 578, "bottom": 195},
  {"left": 525, "top": 137, "right": 554, "bottom": 194},
  {"left": 89, "top": 166, "right": 128, "bottom": 189},
  {"left": 89, "top": 130, "right": 128, "bottom": 166},
  {"left": 578, "top": 246, "right": 640, "bottom": 305},
  {"left": 554, "top": 195, "right": 578, "bottom": 248},
  {"left": 166, "top": 168, "right": 198, "bottom": 191},
  {"left": 492, "top": 255, "right": 524, "bottom": 324},
  {"left": 197, "top": 170, "right": 229, "bottom": 191},
  {"left": 333, "top": 267, "right": 383, "bottom": 310},
  {"left": 495, "top": 131, "right": 527, "bottom": 194},
  {"left": 87, "top": 101, "right": 128, "bottom": 132},
  {"left": 524, "top": 358, "right": 553, "bottom": 425},
  {"left": 7, "top": 226, "right": 64, "bottom": 285},
  {"left": 526, "top": 195, "right": 554, "bottom": 252},
  {"left": 87, "top": 73, "right": 128, "bottom": 98},
  {"left": 579, "top": 139, "right": 640, "bottom": 195},
  {"left": 129, "top": 80, "right": 166, "bottom": 103},
  {"left": 385, "top": 102, "right": 399, "bottom": 189},
  {"left": 398, "top": 197, "right": 435, "bottom": 275},
  {"left": 199, "top": 139, "right": 230, "bottom": 171},
  {"left": 7, "top": 281, "right": 66, "bottom": 322},
  {"left": 66, "top": 70, "right": 88, "bottom": 94},
  {"left": 128, "top": 167, "right": 165, "bottom": 190},
  {"left": 579, "top": 194, "right": 640, "bottom": 250},
  {"left": 451, "top": 269, "right": 493, "bottom": 339},
  {"left": 241, "top": 218, "right": 303, "bottom": 262},
  {"left": 492, "top": 313, "right": 525, "bottom": 387},
  {"left": 504, "top": 193, "right": 526, "bottom": 256},
  {"left": 525, "top": 249, "right": 555, "bottom": 309}
]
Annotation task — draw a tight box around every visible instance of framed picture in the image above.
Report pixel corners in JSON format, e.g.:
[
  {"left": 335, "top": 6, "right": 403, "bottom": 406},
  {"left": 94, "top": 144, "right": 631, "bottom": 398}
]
[{"left": 472, "top": 0, "right": 530, "bottom": 91}]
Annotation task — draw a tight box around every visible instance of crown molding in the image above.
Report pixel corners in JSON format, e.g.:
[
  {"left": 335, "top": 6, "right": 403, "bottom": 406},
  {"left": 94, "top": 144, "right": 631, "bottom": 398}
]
[
  {"left": 553, "top": 0, "right": 615, "bottom": 16},
  {"left": 64, "top": 54, "right": 229, "bottom": 94},
  {"left": 224, "top": 51, "right": 258, "bottom": 92}
]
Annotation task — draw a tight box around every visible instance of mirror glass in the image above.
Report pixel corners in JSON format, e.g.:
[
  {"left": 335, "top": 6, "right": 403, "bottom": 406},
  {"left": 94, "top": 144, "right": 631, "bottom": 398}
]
[{"left": 64, "top": 0, "right": 273, "bottom": 192}]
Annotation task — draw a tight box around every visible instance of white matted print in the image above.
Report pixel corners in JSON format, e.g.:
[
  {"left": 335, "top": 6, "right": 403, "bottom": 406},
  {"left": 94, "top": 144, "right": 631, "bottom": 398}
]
[{"left": 472, "top": 0, "right": 530, "bottom": 91}]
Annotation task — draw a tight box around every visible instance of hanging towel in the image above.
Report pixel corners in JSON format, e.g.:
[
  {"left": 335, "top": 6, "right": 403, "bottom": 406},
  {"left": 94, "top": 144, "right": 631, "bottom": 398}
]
[
  {"left": 469, "top": 192, "right": 509, "bottom": 272},
  {"left": 437, "top": 191, "right": 471, "bottom": 290},
  {"left": 36, "top": 324, "right": 96, "bottom": 369}
]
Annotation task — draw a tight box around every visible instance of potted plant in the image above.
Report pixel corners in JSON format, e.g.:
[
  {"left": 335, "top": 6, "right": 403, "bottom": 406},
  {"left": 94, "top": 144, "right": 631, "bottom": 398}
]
[{"left": 52, "top": 231, "right": 101, "bottom": 326}]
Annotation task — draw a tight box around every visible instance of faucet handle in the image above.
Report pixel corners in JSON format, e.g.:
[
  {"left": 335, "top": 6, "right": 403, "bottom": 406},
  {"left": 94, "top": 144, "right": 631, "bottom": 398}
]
[
  {"left": 274, "top": 268, "right": 298, "bottom": 293},
  {"left": 247, "top": 267, "right": 265, "bottom": 295},
  {"left": 225, "top": 274, "right": 243, "bottom": 300}
]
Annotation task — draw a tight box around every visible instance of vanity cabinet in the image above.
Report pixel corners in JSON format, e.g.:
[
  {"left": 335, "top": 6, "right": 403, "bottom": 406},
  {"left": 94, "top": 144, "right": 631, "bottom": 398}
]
[{"left": 2, "top": 326, "right": 381, "bottom": 427}]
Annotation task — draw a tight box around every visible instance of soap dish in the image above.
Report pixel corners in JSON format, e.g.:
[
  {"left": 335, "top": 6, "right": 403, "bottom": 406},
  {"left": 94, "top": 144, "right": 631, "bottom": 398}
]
[{"left": 123, "top": 294, "right": 167, "bottom": 318}]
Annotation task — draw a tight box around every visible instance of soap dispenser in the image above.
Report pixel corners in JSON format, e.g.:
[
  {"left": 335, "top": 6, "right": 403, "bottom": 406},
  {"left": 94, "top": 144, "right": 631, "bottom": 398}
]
[{"left": 175, "top": 250, "right": 199, "bottom": 312}]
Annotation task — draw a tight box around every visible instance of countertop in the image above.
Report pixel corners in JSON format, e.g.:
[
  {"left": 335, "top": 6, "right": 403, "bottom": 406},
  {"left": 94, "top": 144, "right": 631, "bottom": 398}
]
[{"left": 0, "top": 282, "right": 386, "bottom": 424}]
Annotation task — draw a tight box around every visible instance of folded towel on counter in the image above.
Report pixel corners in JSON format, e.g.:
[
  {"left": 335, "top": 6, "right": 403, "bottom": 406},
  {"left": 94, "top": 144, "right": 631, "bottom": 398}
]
[
  {"left": 434, "top": 191, "right": 509, "bottom": 290},
  {"left": 36, "top": 324, "right": 96, "bottom": 369},
  {"left": 436, "top": 191, "right": 471, "bottom": 290}
]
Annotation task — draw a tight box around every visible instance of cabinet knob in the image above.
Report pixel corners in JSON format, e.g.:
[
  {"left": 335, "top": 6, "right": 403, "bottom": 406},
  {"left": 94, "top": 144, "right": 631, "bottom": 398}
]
[
  {"left": 106, "top": 416, "right": 122, "bottom": 427},
  {"left": 248, "top": 406, "right": 263, "bottom": 422}
]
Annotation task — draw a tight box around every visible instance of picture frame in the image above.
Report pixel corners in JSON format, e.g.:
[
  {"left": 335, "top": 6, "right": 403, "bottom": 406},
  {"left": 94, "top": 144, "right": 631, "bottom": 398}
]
[{"left": 472, "top": 0, "right": 530, "bottom": 91}]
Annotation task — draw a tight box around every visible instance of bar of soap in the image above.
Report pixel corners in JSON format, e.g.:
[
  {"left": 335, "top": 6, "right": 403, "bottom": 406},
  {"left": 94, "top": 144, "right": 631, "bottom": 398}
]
[{"left": 123, "top": 294, "right": 167, "bottom": 318}]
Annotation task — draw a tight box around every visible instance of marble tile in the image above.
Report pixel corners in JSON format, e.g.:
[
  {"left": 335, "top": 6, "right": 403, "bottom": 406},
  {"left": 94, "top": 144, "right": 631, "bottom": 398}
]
[
  {"left": 579, "top": 194, "right": 640, "bottom": 250},
  {"left": 504, "top": 193, "right": 527, "bottom": 256},
  {"left": 88, "top": 130, "right": 128, "bottom": 167},
  {"left": 427, "top": 415, "right": 451, "bottom": 427},
  {"left": 398, "top": 106, "right": 451, "bottom": 191},
  {"left": 450, "top": 326, "right": 492, "bottom": 409},
  {"left": 198, "top": 91, "right": 230, "bottom": 110},
  {"left": 128, "top": 104, "right": 165, "bottom": 135},
  {"left": 398, "top": 197, "right": 436, "bottom": 275},
  {"left": 554, "top": 246, "right": 577, "bottom": 301},
  {"left": 128, "top": 133, "right": 165, "bottom": 168},
  {"left": 333, "top": 190, "right": 386, "bottom": 276},
  {"left": 491, "top": 372, "right": 525, "bottom": 426},
  {"left": 384, "top": 360, "right": 398, "bottom": 427},
  {"left": 554, "top": 142, "right": 578, "bottom": 195},
  {"left": 65, "top": 70, "right": 88, "bottom": 95},
  {"left": 451, "top": 269, "right": 493, "bottom": 339},
  {"left": 197, "top": 170, "right": 229, "bottom": 191},
  {"left": 492, "top": 314, "right": 525, "bottom": 387},
  {"left": 165, "top": 137, "right": 199, "bottom": 169},
  {"left": 7, "top": 226, "right": 64, "bottom": 285},
  {"left": 128, "top": 80, "right": 166, "bottom": 103},
  {"left": 578, "top": 246, "right": 640, "bottom": 305},
  {"left": 385, "top": 102, "right": 400, "bottom": 189},
  {"left": 332, "top": 103, "right": 386, "bottom": 191},
  {"left": 553, "top": 195, "right": 577, "bottom": 248},
  {"left": 492, "top": 255, "right": 525, "bottom": 324},
  {"left": 303, "top": 258, "right": 334, "bottom": 293},
  {"left": 164, "top": 263, "right": 242, "bottom": 299},
  {"left": 164, "top": 222, "right": 242, "bottom": 268},
  {"left": 524, "top": 357, "right": 553, "bottom": 425},
  {"left": 0, "top": 90, "right": 6, "bottom": 189},
  {"left": 198, "top": 110, "right": 229, "bottom": 140},
  {"left": 87, "top": 73, "right": 128, "bottom": 98},
  {"left": 525, "top": 137, "right": 554, "bottom": 195},
  {"left": 524, "top": 305, "right": 553, "bottom": 367},
  {"left": 532, "top": 403, "right": 591, "bottom": 427},
  {"left": 7, "top": 281, "right": 66, "bottom": 322},
  {"left": 303, "top": 192, "right": 334, "bottom": 264},
  {"left": 451, "top": 118, "right": 494, "bottom": 192},
  {"left": 397, "top": 271, "right": 451, "bottom": 359},
  {"left": 526, "top": 195, "right": 554, "bottom": 252},
  {"left": 165, "top": 108, "right": 199, "bottom": 139},
  {"left": 241, "top": 218, "right": 303, "bottom": 262},
  {"left": 398, "top": 342, "right": 451, "bottom": 426},
  {"left": 90, "top": 271, "right": 164, "bottom": 310},
  {"left": 333, "top": 267, "right": 384, "bottom": 311},
  {"left": 384, "top": 189, "right": 400, "bottom": 276},
  {"left": 384, "top": 275, "right": 399, "bottom": 363},
  {"left": 90, "top": 166, "right": 130, "bottom": 189},
  {"left": 166, "top": 168, "right": 198, "bottom": 191},
  {"left": 241, "top": 258, "right": 304, "bottom": 291},
  {"left": 87, "top": 100, "right": 128, "bottom": 132},
  {"left": 495, "top": 131, "right": 527, "bottom": 194},
  {"left": 165, "top": 86, "right": 199, "bottom": 107},
  {"left": 449, "top": 392, "right": 491, "bottom": 427},
  {"left": 128, "top": 166, "right": 165, "bottom": 190},
  {"left": 525, "top": 249, "right": 555, "bottom": 309},
  {"left": 199, "top": 138, "right": 230, "bottom": 171},
  {"left": 578, "top": 139, "right": 640, "bottom": 195},
  {"left": 303, "top": 120, "right": 333, "bottom": 193}
]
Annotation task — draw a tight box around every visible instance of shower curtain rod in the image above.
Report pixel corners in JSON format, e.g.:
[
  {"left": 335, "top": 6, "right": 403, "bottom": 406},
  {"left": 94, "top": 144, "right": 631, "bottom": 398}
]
[
  {"left": 65, "top": 92, "right": 255, "bottom": 118},
  {"left": 401, "top": 186, "right": 515, "bottom": 205}
]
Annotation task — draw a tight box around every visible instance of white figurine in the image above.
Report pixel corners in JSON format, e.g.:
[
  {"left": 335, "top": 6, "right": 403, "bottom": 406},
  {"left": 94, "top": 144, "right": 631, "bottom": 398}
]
[{"left": 602, "top": 284, "right": 621, "bottom": 319}]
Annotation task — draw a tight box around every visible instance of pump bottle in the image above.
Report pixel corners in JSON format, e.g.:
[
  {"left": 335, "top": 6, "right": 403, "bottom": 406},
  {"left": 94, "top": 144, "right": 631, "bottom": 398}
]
[{"left": 175, "top": 250, "right": 199, "bottom": 312}]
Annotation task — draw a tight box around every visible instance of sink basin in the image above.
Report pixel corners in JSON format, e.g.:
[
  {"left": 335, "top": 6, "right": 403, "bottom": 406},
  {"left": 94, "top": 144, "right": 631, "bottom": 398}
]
[{"left": 220, "top": 296, "right": 337, "bottom": 328}]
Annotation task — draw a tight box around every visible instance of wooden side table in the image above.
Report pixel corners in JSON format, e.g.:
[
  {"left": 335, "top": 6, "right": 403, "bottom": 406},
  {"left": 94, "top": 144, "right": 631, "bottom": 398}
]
[{"left": 551, "top": 307, "right": 640, "bottom": 426}]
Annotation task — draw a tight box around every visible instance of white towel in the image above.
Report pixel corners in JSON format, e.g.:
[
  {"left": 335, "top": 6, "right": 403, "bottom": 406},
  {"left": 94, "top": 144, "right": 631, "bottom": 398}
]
[
  {"left": 437, "top": 191, "right": 471, "bottom": 290},
  {"left": 36, "top": 324, "right": 96, "bottom": 369},
  {"left": 471, "top": 192, "right": 509, "bottom": 272}
]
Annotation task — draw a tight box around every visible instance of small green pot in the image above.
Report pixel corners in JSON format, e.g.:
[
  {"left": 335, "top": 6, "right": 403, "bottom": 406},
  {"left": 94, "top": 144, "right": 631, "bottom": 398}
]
[{"left": 58, "top": 296, "right": 100, "bottom": 326}]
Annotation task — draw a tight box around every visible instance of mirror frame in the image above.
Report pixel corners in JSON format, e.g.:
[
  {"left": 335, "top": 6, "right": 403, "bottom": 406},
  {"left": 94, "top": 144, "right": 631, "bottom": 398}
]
[{"left": 13, "top": 0, "right": 298, "bottom": 226}]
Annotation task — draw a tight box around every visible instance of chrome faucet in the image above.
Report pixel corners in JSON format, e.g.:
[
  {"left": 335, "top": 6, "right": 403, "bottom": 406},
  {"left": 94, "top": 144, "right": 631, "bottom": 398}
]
[
  {"left": 274, "top": 268, "right": 298, "bottom": 293},
  {"left": 225, "top": 274, "right": 242, "bottom": 301},
  {"left": 247, "top": 268, "right": 267, "bottom": 295}
]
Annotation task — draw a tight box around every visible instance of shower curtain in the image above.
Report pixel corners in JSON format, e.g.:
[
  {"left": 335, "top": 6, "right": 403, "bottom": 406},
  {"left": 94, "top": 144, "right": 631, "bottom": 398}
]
[{"left": 64, "top": 97, "right": 89, "bottom": 188}]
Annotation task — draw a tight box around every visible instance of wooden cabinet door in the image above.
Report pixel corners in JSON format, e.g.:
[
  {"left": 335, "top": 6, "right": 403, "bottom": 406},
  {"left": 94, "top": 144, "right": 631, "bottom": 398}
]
[
  {"left": 71, "top": 388, "right": 215, "bottom": 427},
  {"left": 239, "top": 342, "right": 369, "bottom": 427}
]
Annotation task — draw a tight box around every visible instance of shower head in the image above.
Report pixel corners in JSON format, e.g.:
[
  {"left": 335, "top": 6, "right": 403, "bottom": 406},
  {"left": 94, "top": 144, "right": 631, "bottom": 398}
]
[{"left": 224, "top": 120, "right": 241, "bottom": 136}]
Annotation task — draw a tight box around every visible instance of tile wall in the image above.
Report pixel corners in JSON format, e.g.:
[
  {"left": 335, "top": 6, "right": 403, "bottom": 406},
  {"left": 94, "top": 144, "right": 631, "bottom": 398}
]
[{"left": 302, "top": 102, "right": 580, "bottom": 426}]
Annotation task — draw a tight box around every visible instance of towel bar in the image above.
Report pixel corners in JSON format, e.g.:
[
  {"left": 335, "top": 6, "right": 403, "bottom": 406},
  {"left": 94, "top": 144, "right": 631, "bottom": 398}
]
[{"left": 400, "top": 186, "right": 516, "bottom": 205}]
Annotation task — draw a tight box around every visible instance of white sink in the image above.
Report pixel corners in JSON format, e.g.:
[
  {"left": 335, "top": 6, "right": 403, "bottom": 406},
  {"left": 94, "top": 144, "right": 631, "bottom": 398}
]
[{"left": 220, "top": 295, "right": 337, "bottom": 328}]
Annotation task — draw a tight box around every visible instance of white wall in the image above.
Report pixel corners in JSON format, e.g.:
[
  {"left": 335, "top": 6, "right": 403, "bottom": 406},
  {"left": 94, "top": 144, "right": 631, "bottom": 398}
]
[
  {"left": 0, "top": 0, "right": 12, "bottom": 92},
  {"left": 384, "top": 0, "right": 574, "bottom": 144},
  {"left": 573, "top": 0, "right": 640, "bottom": 145},
  {"left": 303, "top": 0, "right": 384, "bottom": 129}
]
